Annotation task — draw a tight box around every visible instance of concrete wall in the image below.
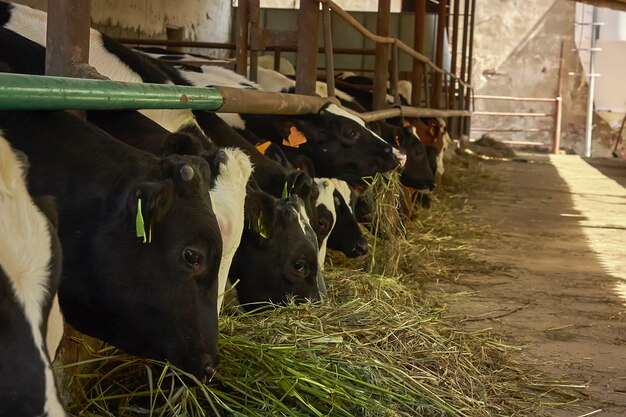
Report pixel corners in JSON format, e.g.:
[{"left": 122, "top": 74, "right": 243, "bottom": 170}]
[{"left": 471, "top": 0, "right": 619, "bottom": 156}]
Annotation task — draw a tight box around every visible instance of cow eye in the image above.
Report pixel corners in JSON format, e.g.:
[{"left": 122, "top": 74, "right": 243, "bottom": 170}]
[
  {"left": 319, "top": 217, "right": 331, "bottom": 231},
  {"left": 292, "top": 260, "right": 308, "bottom": 276},
  {"left": 183, "top": 248, "right": 203, "bottom": 268}
]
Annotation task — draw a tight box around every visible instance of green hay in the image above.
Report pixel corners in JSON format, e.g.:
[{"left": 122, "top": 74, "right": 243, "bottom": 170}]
[{"left": 59, "top": 154, "right": 586, "bottom": 417}]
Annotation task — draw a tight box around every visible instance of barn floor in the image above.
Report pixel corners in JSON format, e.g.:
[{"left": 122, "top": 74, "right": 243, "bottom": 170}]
[{"left": 427, "top": 154, "right": 626, "bottom": 416}]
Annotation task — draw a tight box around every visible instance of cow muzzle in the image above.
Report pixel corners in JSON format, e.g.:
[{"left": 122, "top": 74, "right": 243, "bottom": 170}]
[{"left": 392, "top": 147, "right": 407, "bottom": 167}]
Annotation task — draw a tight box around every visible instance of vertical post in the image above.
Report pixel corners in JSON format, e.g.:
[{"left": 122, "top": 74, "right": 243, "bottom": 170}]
[
  {"left": 411, "top": 0, "right": 426, "bottom": 106},
  {"left": 463, "top": 0, "right": 475, "bottom": 136},
  {"left": 584, "top": 6, "right": 598, "bottom": 158},
  {"left": 322, "top": 2, "right": 335, "bottom": 98},
  {"left": 46, "top": 0, "right": 91, "bottom": 77},
  {"left": 296, "top": 0, "right": 319, "bottom": 95},
  {"left": 432, "top": 0, "right": 447, "bottom": 109},
  {"left": 273, "top": 48, "right": 282, "bottom": 71},
  {"left": 236, "top": 0, "right": 249, "bottom": 77},
  {"left": 553, "top": 40, "right": 564, "bottom": 154},
  {"left": 390, "top": 42, "right": 401, "bottom": 105},
  {"left": 46, "top": 0, "right": 91, "bottom": 121},
  {"left": 372, "top": 0, "right": 391, "bottom": 110},
  {"left": 249, "top": 0, "right": 260, "bottom": 82},
  {"left": 459, "top": 0, "right": 471, "bottom": 135},
  {"left": 449, "top": 0, "right": 460, "bottom": 137}
]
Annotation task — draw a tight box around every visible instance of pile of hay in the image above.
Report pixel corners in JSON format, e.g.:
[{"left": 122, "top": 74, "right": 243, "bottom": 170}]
[{"left": 61, "top": 156, "right": 582, "bottom": 416}]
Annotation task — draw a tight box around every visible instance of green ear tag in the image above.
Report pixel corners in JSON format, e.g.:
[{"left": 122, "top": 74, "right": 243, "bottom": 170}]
[
  {"left": 135, "top": 198, "right": 147, "bottom": 244},
  {"left": 257, "top": 211, "right": 269, "bottom": 239},
  {"left": 282, "top": 181, "right": 289, "bottom": 199}
]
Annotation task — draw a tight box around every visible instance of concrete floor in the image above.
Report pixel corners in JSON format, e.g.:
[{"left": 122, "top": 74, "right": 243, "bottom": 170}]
[{"left": 429, "top": 155, "right": 626, "bottom": 416}]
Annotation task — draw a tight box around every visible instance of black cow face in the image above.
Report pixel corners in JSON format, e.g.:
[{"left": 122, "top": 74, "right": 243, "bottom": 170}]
[
  {"left": 231, "top": 192, "right": 322, "bottom": 310},
  {"left": 327, "top": 184, "right": 368, "bottom": 258},
  {"left": 273, "top": 103, "right": 403, "bottom": 186},
  {"left": 396, "top": 125, "right": 436, "bottom": 193},
  {"left": 58, "top": 154, "right": 222, "bottom": 378}
]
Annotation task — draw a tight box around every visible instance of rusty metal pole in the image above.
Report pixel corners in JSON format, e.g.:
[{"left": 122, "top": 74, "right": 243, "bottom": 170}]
[
  {"left": 463, "top": 0, "right": 476, "bottom": 136},
  {"left": 553, "top": 40, "right": 565, "bottom": 154},
  {"left": 45, "top": 0, "right": 91, "bottom": 120},
  {"left": 248, "top": 0, "right": 260, "bottom": 82},
  {"left": 432, "top": 0, "right": 447, "bottom": 109},
  {"left": 296, "top": 0, "right": 319, "bottom": 95},
  {"left": 321, "top": 1, "right": 335, "bottom": 98},
  {"left": 411, "top": 0, "right": 426, "bottom": 106},
  {"left": 449, "top": 0, "right": 460, "bottom": 137},
  {"left": 390, "top": 42, "right": 401, "bottom": 105},
  {"left": 372, "top": 0, "right": 391, "bottom": 110},
  {"left": 236, "top": 0, "right": 249, "bottom": 76},
  {"left": 459, "top": 0, "right": 471, "bottom": 135}
]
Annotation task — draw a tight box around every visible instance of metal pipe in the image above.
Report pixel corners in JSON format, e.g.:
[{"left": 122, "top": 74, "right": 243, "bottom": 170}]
[
  {"left": 449, "top": 0, "right": 460, "bottom": 137},
  {"left": 432, "top": 0, "right": 447, "bottom": 108},
  {"left": 463, "top": 0, "right": 476, "bottom": 136},
  {"left": 372, "top": 0, "right": 391, "bottom": 110},
  {"left": 235, "top": 0, "right": 249, "bottom": 76},
  {"left": 471, "top": 128, "right": 552, "bottom": 133},
  {"left": 411, "top": 0, "right": 426, "bottom": 106},
  {"left": 473, "top": 95, "right": 557, "bottom": 102},
  {"left": 321, "top": 2, "right": 336, "bottom": 98},
  {"left": 553, "top": 40, "right": 565, "bottom": 154},
  {"left": 459, "top": 0, "right": 470, "bottom": 134},
  {"left": 248, "top": 0, "right": 260, "bottom": 82},
  {"left": 45, "top": 0, "right": 91, "bottom": 77},
  {"left": 584, "top": 6, "right": 598, "bottom": 157},
  {"left": 216, "top": 86, "right": 334, "bottom": 114},
  {"left": 296, "top": 0, "right": 319, "bottom": 95},
  {"left": 359, "top": 106, "right": 472, "bottom": 122},
  {"left": 473, "top": 111, "right": 553, "bottom": 117},
  {"left": 390, "top": 42, "right": 401, "bottom": 105}
]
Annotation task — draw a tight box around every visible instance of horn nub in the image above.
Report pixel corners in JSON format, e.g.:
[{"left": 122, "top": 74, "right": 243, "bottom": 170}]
[{"left": 180, "top": 165, "right": 195, "bottom": 182}]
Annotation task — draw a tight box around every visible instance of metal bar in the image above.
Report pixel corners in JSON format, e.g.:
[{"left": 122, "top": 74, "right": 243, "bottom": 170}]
[
  {"left": 248, "top": 0, "right": 260, "bottom": 82},
  {"left": 45, "top": 0, "right": 91, "bottom": 77},
  {"left": 118, "top": 38, "right": 237, "bottom": 50},
  {"left": 553, "top": 40, "right": 565, "bottom": 154},
  {"left": 296, "top": 0, "right": 319, "bottom": 95},
  {"left": 473, "top": 111, "right": 554, "bottom": 117},
  {"left": 390, "top": 42, "right": 401, "bottom": 105},
  {"left": 459, "top": 0, "right": 470, "bottom": 134},
  {"left": 0, "top": 73, "right": 338, "bottom": 115},
  {"left": 473, "top": 95, "right": 557, "bottom": 102},
  {"left": 499, "top": 141, "right": 549, "bottom": 146},
  {"left": 463, "top": 0, "right": 476, "bottom": 136},
  {"left": 471, "top": 128, "right": 552, "bottom": 132},
  {"left": 359, "top": 106, "right": 472, "bottom": 122},
  {"left": 449, "top": 0, "right": 460, "bottom": 137},
  {"left": 235, "top": 0, "right": 249, "bottom": 76},
  {"left": 432, "top": 0, "right": 447, "bottom": 108},
  {"left": 411, "top": 0, "right": 426, "bottom": 106},
  {"left": 321, "top": 2, "right": 335, "bottom": 98},
  {"left": 611, "top": 114, "right": 626, "bottom": 157},
  {"left": 584, "top": 6, "right": 598, "bottom": 158},
  {"left": 273, "top": 48, "right": 282, "bottom": 71},
  {"left": 373, "top": 0, "right": 391, "bottom": 110}
]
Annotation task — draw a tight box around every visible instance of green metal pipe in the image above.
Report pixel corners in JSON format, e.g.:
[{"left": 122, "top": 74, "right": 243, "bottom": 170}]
[{"left": 0, "top": 73, "right": 224, "bottom": 111}]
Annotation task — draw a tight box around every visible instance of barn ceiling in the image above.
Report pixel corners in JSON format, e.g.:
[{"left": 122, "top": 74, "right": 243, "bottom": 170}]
[{"left": 573, "top": 0, "right": 626, "bottom": 12}]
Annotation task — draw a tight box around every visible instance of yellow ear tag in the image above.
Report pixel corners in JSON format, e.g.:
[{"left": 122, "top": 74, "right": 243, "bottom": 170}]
[
  {"left": 429, "top": 125, "right": 436, "bottom": 137},
  {"left": 135, "top": 198, "right": 147, "bottom": 244},
  {"left": 282, "top": 181, "right": 289, "bottom": 199},
  {"left": 402, "top": 119, "right": 411, "bottom": 127},
  {"left": 255, "top": 141, "right": 272, "bottom": 155},
  {"left": 257, "top": 211, "right": 269, "bottom": 239},
  {"left": 282, "top": 126, "right": 307, "bottom": 148}
]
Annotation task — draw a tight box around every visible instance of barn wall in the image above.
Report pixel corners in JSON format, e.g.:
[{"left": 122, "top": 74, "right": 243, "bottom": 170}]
[
  {"left": 471, "top": 0, "right": 618, "bottom": 156},
  {"left": 12, "top": 0, "right": 232, "bottom": 58}
]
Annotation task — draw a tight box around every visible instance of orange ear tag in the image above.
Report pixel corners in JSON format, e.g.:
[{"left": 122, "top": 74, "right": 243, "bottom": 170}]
[
  {"left": 402, "top": 119, "right": 411, "bottom": 127},
  {"left": 255, "top": 141, "right": 272, "bottom": 155},
  {"left": 282, "top": 126, "right": 307, "bottom": 148}
]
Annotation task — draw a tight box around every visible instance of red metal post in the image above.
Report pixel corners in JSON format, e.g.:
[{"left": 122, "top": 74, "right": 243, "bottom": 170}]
[
  {"left": 411, "top": 0, "right": 426, "bottom": 106},
  {"left": 296, "top": 0, "right": 319, "bottom": 95},
  {"left": 372, "top": 0, "right": 391, "bottom": 110},
  {"left": 432, "top": 0, "right": 447, "bottom": 109}
]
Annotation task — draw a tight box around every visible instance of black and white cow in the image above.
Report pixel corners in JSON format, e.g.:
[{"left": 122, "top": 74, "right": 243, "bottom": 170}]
[
  {"left": 0, "top": 136, "right": 65, "bottom": 417},
  {"left": 0, "top": 108, "right": 223, "bottom": 378}
]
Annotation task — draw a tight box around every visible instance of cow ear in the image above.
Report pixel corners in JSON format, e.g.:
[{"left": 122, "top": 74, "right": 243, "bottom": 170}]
[
  {"left": 245, "top": 192, "right": 276, "bottom": 240},
  {"left": 273, "top": 118, "right": 312, "bottom": 146},
  {"left": 161, "top": 132, "right": 206, "bottom": 157},
  {"left": 130, "top": 181, "right": 174, "bottom": 243},
  {"left": 264, "top": 143, "right": 292, "bottom": 169}
]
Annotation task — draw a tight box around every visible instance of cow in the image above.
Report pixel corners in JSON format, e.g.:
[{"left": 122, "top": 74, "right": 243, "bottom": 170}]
[
  {"left": 0, "top": 109, "right": 223, "bottom": 379},
  {"left": 0, "top": 136, "right": 65, "bottom": 417},
  {"left": 231, "top": 190, "right": 323, "bottom": 310}
]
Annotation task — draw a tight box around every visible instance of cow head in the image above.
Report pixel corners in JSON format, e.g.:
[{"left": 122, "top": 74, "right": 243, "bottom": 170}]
[
  {"left": 272, "top": 103, "right": 405, "bottom": 186},
  {"left": 58, "top": 153, "right": 222, "bottom": 378},
  {"left": 396, "top": 125, "right": 436, "bottom": 193},
  {"left": 326, "top": 179, "right": 368, "bottom": 258},
  {"left": 230, "top": 192, "right": 323, "bottom": 310}
]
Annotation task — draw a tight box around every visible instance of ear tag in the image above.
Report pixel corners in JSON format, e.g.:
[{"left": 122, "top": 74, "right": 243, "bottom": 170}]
[
  {"left": 402, "top": 119, "right": 411, "bottom": 127},
  {"left": 428, "top": 124, "right": 436, "bottom": 137},
  {"left": 257, "top": 211, "right": 269, "bottom": 239},
  {"left": 255, "top": 140, "right": 272, "bottom": 155},
  {"left": 394, "top": 128, "right": 401, "bottom": 147},
  {"left": 282, "top": 126, "right": 307, "bottom": 148},
  {"left": 282, "top": 181, "right": 289, "bottom": 199},
  {"left": 135, "top": 198, "right": 148, "bottom": 244}
]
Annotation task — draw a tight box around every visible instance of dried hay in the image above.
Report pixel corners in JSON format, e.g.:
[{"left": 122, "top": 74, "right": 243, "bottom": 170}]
[{"left": 59, "top": 155, "right": 586, "bottom": 417}]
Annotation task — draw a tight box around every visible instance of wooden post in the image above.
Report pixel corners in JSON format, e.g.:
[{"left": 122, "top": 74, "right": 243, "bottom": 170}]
[
  {"left": 372, "top": 0, "right": 391, "bottom": 110},
  {"left": 432, "top": 0, "right": 447, "bottom": 109},
  {"left": 236, "top": 0, "right": 249, "bottom": 76},
  {"left": 296, "top": 0, "right": 319, "bottom": 95},
  {"left": 411, "top": 0, "right": 426, "bottom": 106}
]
